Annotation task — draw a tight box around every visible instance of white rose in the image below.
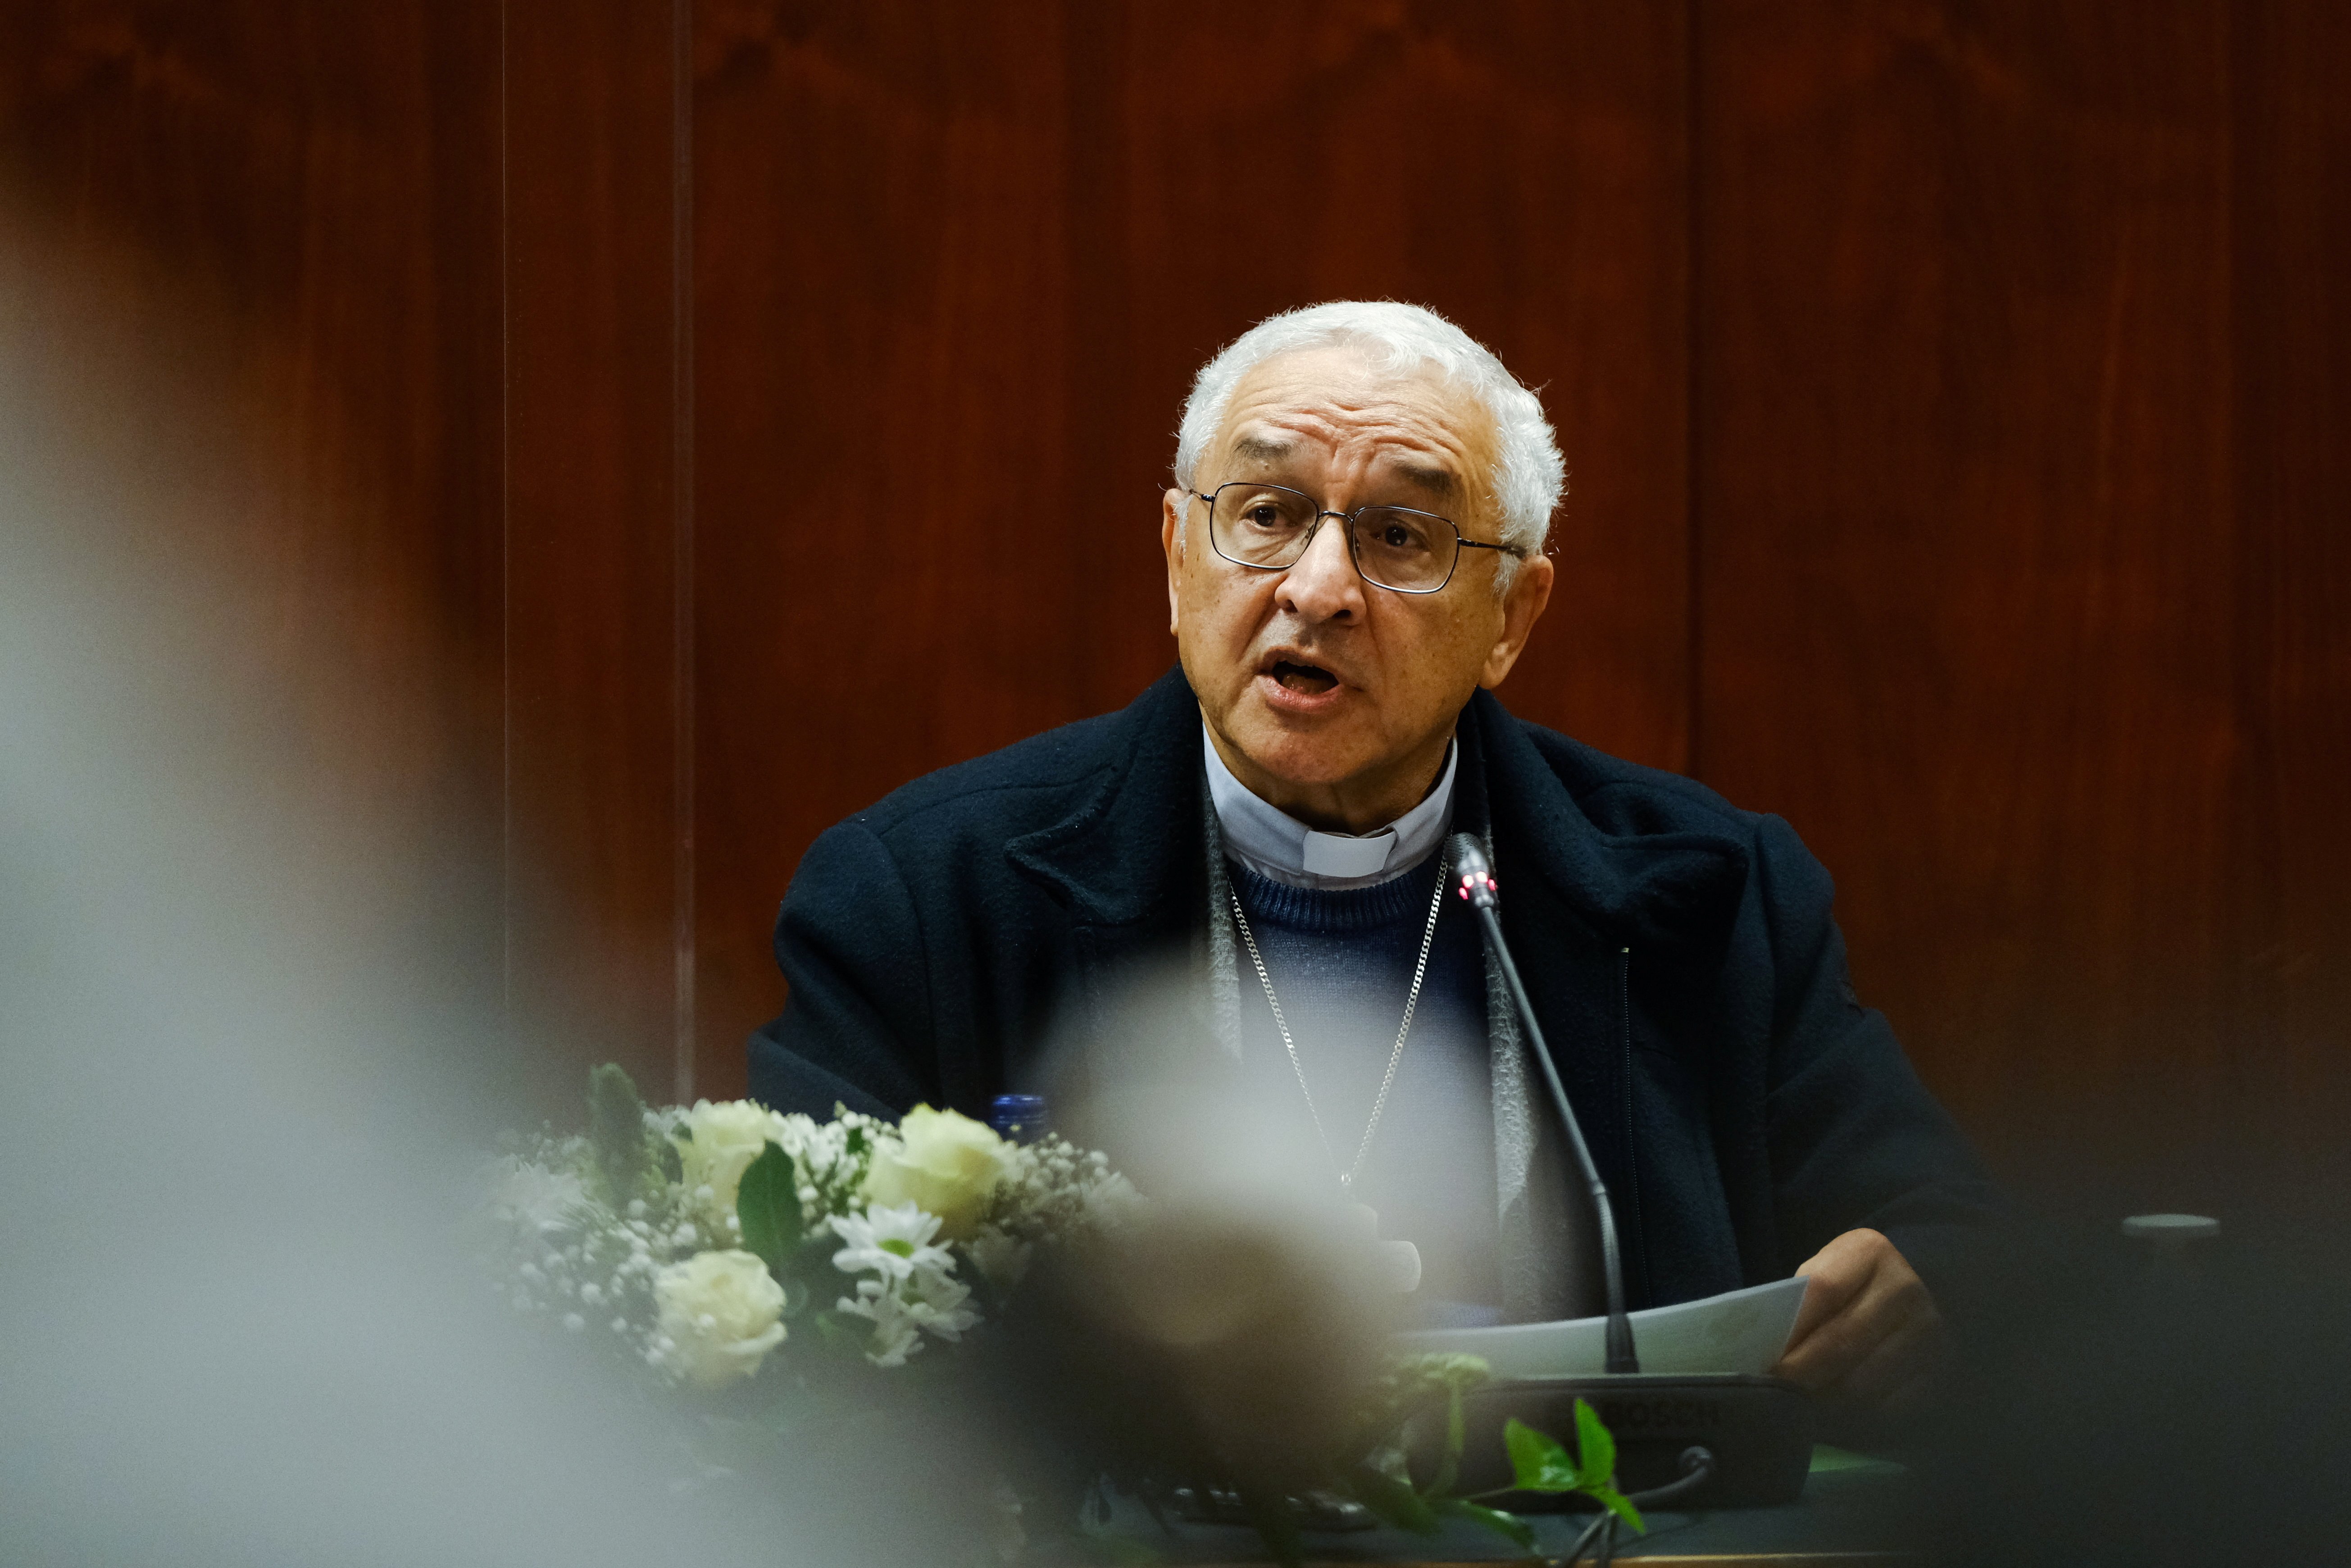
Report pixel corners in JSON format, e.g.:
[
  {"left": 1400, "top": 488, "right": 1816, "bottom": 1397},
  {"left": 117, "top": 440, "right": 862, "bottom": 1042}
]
[
  {"left": 862, "top": 1104, "right": 1013, "bottom": 1241},
  {"left": 675, "top": 1099, "right": 791, "bottom": 1214},
  {"left": 652, "top": 1250, "right": 787, "bottom": 1389}
]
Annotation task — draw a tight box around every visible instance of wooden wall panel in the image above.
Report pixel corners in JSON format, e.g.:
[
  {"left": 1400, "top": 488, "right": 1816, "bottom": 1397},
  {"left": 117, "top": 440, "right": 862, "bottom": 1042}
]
[
  {"left": 503, "top": 0, "right": 691, "bottom": 1102},
  {"left": 2229, "top": 2, "right": 2351, "bottom": 1195},
  {"left": 1694, "top": 0, "right": 2349, "bottom": 1208},
  {"left": 13, "top": 0, "right": 2338, "bottom": 1191},
  {"left": 688, "top": 0, "right": 1693, "bottom": 1097}
]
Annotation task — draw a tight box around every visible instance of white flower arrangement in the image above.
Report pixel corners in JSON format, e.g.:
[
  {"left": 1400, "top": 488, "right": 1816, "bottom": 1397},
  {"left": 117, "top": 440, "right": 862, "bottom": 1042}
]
[
  {"left": 482, "top": 1068, "right": 1618, "bottom": 1567},
  {"left": 481, "top": 1065, "right": 1133, "bottom": 1388}
]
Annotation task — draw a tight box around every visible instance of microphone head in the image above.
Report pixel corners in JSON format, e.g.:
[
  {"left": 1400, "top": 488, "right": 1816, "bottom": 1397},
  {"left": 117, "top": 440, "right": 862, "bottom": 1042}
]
[
  {"left": 1446, "top": 832, "right": 1487, "bottom": 876},
  {"left": 1446, "top": 832, "right": 1498, "bottom": 908}
]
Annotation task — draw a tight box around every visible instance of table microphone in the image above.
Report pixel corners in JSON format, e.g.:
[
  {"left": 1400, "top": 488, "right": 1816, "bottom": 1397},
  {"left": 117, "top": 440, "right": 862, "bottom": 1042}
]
[
  {"left": 1431, "top": 833, "right": 1815, "bottom": 1510},
  {"left": 1450, "top": 833, "right": 1640, "bottom": 1375}
]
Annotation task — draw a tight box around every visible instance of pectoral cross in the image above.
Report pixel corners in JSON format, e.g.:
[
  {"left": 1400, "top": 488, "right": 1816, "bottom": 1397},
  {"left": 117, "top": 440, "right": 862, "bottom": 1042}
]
[{"left": 1349, "top": 1203, "right": 1422, "bottom": 1294}]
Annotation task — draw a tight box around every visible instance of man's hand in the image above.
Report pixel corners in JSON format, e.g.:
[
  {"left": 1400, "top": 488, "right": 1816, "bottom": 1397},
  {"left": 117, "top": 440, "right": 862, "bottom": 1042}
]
[{"left": 1772, "top": 1228, "right": 1945, "bottom": 1411}]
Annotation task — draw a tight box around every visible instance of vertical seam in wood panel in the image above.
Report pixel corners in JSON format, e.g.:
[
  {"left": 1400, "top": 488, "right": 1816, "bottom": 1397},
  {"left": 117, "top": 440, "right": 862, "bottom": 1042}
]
[
  {"left": 2220, "top": 0, "right": 2278, "bottom": 1170},
  {"left": 1684, "top": 0, "right": 1705, "bottom": 782},
  {"left": 499, "top": 0, "right": 514, "bottom": 1039},
  {"left": 671, "top": 0, "right": 699, "bottom": 1104}
]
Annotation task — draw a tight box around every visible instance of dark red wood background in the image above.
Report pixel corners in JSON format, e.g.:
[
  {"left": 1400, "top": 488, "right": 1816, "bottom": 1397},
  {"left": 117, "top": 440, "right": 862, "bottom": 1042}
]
[{"left": 6, "top": 1, "right": 2344, "bottom": 1215}]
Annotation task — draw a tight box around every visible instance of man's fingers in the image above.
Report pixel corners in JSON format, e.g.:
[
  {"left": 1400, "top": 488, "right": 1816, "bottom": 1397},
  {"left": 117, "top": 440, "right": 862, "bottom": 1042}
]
[
  {"left": 1773, "top": 1229, "right": 1940, "bottom": 1396},
  {"left": 1774, "top": 1292, "right": 1900, "bottom": 1389},
  {"left": 1783, "top": 1232, "right": 1878, "bottom": 1350}
]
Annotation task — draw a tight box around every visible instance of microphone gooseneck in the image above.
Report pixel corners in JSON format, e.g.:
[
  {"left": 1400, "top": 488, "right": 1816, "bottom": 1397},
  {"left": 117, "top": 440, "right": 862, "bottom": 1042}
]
[{"left": 1448, "top": 832, "right": 1640, "bottom": 1376}]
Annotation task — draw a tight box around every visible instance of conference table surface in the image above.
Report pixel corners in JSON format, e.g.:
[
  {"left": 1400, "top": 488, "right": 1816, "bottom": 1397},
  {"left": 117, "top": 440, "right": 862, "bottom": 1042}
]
[{"left": 1089, "top": 1451, "right": 1919, "bottom": 1567}]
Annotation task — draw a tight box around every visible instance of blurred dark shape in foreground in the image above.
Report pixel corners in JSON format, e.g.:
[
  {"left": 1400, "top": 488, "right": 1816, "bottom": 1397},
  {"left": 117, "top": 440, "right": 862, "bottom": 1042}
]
[{"left": 1902, "top": 1205, "right": 2351, "bottom": 1567}]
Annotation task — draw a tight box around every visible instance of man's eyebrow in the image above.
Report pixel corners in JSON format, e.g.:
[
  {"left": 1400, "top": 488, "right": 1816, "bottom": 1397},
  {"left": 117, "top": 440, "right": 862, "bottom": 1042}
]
[
  {"left": 1388, "top": 460, "right": 1458, "bottom": 500},
  {"left": 1229, "top": 434, "right": 1294, "bottom": 465}
]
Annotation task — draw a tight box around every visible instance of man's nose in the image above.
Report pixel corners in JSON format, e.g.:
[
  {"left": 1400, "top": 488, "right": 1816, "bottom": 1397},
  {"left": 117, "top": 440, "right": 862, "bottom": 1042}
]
[{"left": 1276, "top": 516, "right": 1363, "bottom": 623}]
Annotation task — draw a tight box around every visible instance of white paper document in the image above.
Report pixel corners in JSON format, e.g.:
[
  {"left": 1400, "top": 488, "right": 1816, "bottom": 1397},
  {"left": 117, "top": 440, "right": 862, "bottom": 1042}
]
[{"left": 1396, "top": 1276, "right": 1811, "bottom": 1379}]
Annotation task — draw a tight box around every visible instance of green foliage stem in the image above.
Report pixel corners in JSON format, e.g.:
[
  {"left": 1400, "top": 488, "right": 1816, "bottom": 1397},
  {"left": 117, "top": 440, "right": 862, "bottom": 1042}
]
[
  {"left": 1305, "top": 1362, "right": 1644, "bottom": 1564},
  {"left": 1499, "top": 1406, "right": 1646, "bottom": 1534}
]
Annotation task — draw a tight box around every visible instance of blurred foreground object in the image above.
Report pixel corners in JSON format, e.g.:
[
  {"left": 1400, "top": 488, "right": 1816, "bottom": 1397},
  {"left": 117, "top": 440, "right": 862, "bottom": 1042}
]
[
  {"left": 0, "top": 201, "right": 902, "bottom": 1567},
  {"left": 1906, "top": 1213, "right": 2351, "bottom": 1567}
]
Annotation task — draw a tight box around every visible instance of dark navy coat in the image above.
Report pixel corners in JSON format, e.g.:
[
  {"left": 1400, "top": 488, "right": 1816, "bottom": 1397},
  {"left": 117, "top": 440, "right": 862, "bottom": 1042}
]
[{"left": 750, "top": 669, "right": 2004, "bottom": 1313}]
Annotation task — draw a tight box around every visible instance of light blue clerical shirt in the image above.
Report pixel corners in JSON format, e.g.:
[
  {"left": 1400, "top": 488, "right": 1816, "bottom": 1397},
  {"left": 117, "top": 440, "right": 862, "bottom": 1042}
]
[{"left": 1201, "top": 723, "right": 1458, "bottom": 890}]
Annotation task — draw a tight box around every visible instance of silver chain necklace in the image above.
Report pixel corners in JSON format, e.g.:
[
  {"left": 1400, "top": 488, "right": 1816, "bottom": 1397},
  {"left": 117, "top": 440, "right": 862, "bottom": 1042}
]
[{"left": 1227, "top": 857, "right": 1450, "bottom": 1190}]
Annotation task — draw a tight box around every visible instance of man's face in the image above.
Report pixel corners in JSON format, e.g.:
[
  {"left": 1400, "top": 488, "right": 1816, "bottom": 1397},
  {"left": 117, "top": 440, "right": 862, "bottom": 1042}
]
[{"left": 1161, "top": 345, "right": 1554, "bottom": 831}]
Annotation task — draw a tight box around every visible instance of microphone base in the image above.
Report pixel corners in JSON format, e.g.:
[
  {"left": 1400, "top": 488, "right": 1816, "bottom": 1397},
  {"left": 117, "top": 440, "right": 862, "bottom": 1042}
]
[{"left": 1416, "top": 1374, "right": 1816, "bottom": 1510}]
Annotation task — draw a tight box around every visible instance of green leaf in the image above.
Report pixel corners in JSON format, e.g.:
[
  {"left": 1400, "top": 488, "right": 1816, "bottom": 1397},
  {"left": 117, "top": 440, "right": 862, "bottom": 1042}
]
[
  {"left": 1809, "top": 1444, "right": 1907, "bottom": 1475},
  {"left": 1343, "top": 1463, "right": 1443, "bottom": 1536},
  {"left": 1503, "top": 1417, "right": 1581, "bottom": 1492},
  {"left": 586, "top": 1063, "right": 653, "bottom": 1206},
  {"left": 1428, "top": 1382, "right": 1467, "bottom": 1495},
  {"left": 1341, "top": 1352, "right": 1492, "bottom": 1468},
  {"left": 1436, "top": 1497, "right": 1536, "bottom": 1550},
  {"left": 736, "top": 1141, "right": 805, "bottom": 1277},
  {"left": 1572, "top": 1397, "right": 1617, "bottom": 1489},
  {"left": 1584, "top": 1483, "right": 1646, "bottom": 1536}
]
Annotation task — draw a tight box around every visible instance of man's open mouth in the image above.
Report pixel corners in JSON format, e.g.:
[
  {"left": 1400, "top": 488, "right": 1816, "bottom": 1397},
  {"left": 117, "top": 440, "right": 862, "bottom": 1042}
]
[{"left": 1268, "top": 659, "right": 1338, "bottom": 695}]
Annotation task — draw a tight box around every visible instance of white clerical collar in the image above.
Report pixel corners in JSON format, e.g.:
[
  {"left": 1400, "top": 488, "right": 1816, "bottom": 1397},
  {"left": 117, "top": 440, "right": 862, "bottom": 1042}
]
[{"left": 1202, "top": 722, "right": 1458, "bottom": 891}]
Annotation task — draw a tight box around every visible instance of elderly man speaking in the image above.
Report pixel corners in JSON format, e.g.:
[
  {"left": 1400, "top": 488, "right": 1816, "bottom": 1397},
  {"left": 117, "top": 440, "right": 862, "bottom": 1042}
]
[{"left": 750, "top": 301, "right": 2001, "bottom": 1412}]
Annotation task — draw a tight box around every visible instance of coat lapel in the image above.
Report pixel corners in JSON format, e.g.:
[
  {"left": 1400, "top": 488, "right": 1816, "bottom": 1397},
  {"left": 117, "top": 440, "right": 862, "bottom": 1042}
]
[
  {"left": 1003, "top": 669, "right": 1219, "bottom": 1078},
  {"left": 1461, "top": 693, "right": 1750, "bottom": 1317}
]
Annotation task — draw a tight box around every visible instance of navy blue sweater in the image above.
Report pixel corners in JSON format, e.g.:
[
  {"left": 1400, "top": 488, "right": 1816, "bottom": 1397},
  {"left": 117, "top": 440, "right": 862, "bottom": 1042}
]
[{"left": 1228, "top": 859, "right": 1498, "bottom": 1316}]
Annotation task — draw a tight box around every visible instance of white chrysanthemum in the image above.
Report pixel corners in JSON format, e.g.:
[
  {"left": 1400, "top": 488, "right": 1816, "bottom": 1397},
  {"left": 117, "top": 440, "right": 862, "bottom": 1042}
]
[
  {"left": 903, "top": 1266, "right": 980, "bottom": 1342},
  {"left": 488, "top": 1158, "right": 591, "bottom": 1233},
  {"left": 964, "top": 1223, "right": 1034, "bottom": 1289},
  {"left": 836, "top": 1277, "right": 924, "bottom": 1368},
  {"left": 829, "top": 1201, "right": 953, "bottom": 1283}
]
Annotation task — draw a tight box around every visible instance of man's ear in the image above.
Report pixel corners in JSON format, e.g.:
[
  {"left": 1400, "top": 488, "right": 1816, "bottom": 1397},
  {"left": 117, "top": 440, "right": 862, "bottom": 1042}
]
[
  {"left": 1479, "top": 553, "right": 1554, "bottom": 689},
  {"left": 1161, "top": 487, "right": 1188, "bottom": 636}
]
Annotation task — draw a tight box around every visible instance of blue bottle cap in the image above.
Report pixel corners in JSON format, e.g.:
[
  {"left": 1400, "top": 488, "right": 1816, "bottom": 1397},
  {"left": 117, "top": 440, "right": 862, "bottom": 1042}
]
[{"left": 988, "top": 1093, "right": 1048, "bottom": 1144}]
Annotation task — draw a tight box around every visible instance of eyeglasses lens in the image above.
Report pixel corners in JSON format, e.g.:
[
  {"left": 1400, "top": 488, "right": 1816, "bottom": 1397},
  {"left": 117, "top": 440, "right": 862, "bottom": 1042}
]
[
  {"left": 1208, "top": 484, "right": 1454, "bottom": 592},
  {"left": 1207, "top": 484, "right": 1315, "bottom": 567}
]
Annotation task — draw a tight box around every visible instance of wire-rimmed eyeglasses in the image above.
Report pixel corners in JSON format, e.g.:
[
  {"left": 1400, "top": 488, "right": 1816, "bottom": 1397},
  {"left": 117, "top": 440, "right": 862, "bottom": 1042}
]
[{"left": 1191, "top": 481, "right": 1523, "bottom": 594}]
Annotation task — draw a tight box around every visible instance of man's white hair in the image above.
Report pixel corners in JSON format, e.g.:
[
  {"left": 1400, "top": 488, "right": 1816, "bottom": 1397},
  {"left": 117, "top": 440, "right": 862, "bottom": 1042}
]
[{"left": 1172, "top": 301, "right": 1564, "bottom": 578}]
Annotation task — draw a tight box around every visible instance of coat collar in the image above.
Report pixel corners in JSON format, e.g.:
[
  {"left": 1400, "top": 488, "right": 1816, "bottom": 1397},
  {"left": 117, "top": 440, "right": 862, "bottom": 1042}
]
[
  {"left": 1463, "top": 688, "right": 1751, "bottom": 953},
  {"left": 1006, "top": 668, "right": 1748, "bottom": 951},
  {"left": 1003, "top": 668, "right": 1206, "bottom": 929}
]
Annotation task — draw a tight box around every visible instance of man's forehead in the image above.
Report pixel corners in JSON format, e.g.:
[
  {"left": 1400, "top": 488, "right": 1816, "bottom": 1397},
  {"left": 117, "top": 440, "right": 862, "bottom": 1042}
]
[
  {"left": 1227, "top": 429, "right": 1460, "bottom": 498},
  {"left": 1215, "top": 349, "right": 1489, "bottom": 488}
]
